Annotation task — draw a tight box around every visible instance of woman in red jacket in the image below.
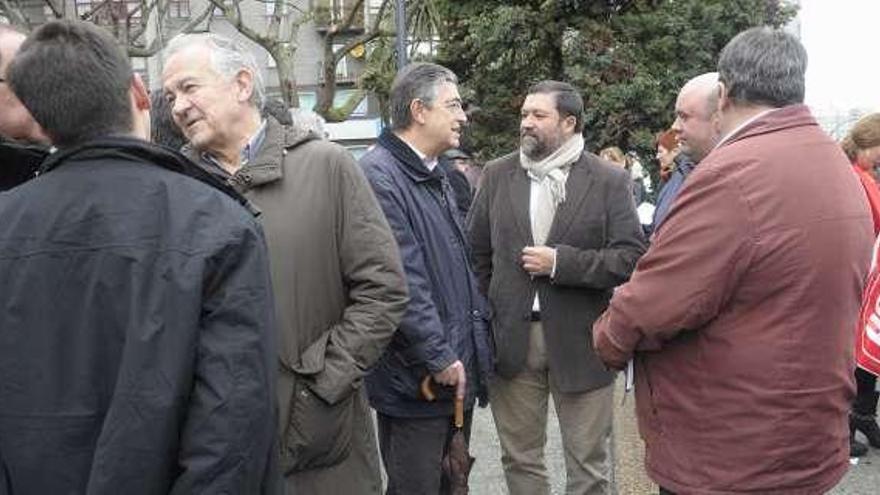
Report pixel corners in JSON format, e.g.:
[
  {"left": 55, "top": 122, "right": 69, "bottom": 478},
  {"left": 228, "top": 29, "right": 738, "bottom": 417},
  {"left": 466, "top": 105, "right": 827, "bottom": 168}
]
[{"left": 842, "top": 113, "right": 880, "bottom": 457}]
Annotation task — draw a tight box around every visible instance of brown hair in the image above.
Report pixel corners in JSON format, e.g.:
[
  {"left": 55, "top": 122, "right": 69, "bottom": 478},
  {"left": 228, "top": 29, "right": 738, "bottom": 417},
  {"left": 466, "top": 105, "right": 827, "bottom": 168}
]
[
  {"left": 841, "top": 113, "right": 880, "bottom": 162},
  {"left": 599, "top": 146, "right": 626, "bottom": 166},
  {"left": 655, "top": 129, "right": 678, "bottom": 152}
]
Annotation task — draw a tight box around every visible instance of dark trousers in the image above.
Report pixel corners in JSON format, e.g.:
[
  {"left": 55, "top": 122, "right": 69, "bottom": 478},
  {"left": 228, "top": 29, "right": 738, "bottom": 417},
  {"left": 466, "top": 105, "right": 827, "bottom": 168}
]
[
  {"left": 377, "top": 410, "right": 474, "bottom": 495},
  {"left": 659, "top": 488, "right": 676, "bottom": 495},
  {"left": 854, "top": 367, "right": 879, "bottom": 416}
]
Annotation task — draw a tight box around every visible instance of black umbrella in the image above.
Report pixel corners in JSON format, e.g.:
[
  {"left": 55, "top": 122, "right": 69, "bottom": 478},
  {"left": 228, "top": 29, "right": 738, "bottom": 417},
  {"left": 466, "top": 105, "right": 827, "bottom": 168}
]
[{"left": 420, "top": 376, "right": 474, "bottom": 494}]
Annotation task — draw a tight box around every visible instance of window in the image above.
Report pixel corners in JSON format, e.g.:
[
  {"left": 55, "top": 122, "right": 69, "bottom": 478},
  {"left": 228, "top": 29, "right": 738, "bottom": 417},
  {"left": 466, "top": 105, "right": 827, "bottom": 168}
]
[
  {"left": 335, "top": 89, "right": 367, "bottom": 117},
  {"left": 168, "top": 0, "right": 190, "bottom": 18},
  {"left": 75, "top": 0, "right": 143, "bottom": 23}
]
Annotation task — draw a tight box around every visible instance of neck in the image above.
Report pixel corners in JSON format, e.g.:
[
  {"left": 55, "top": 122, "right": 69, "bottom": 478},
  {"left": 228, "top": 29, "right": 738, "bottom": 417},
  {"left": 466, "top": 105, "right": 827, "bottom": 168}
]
[
  {"left": 394, "top": 128, "right": 439, "bottom": 159},
  {"left": 719, "top": 102, "right": 776, "bottom": 137},
  {"left": 212, "top": 110, "right": 262, "bottom": 175}
]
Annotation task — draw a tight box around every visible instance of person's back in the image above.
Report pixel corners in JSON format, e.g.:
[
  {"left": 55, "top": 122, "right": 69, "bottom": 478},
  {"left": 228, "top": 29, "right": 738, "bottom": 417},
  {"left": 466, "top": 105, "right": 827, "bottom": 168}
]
[
  {"left": 0, "top": 20, "right": 278, "bottom": 493},
  {"left": 593, "top": 27, "right": 872, "bottom": 494},
  {"left": 0, "top": 139, "right": 277, "bottom": 493},
  {"left": 641, "top": 104, "right": 871, "bottom": 490}
]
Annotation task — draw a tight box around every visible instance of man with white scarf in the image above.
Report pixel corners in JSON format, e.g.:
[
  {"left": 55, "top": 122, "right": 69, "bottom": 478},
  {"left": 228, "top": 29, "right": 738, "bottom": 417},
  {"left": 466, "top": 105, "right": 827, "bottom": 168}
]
[{"left": 468, "top": 80, "right": 646, "bottom": 494}]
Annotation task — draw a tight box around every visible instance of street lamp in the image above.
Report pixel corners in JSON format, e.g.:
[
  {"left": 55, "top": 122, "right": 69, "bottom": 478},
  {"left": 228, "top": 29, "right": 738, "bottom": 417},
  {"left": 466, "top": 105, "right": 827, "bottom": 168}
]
[{"left": 394, "top": 0, "right": 407, "bottom": 68}]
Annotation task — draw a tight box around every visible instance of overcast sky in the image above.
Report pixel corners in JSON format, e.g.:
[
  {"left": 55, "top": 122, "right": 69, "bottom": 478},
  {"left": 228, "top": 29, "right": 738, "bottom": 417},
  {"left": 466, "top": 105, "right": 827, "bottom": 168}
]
[{"left": 800, "top": 0, "right": 880, "bottom": 115}]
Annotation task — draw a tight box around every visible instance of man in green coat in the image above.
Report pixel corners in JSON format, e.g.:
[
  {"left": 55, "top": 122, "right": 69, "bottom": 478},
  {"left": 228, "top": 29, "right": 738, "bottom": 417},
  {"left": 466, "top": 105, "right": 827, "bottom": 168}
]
[{"left": 162, "top": 33, "right": 409, "bottom": 495}]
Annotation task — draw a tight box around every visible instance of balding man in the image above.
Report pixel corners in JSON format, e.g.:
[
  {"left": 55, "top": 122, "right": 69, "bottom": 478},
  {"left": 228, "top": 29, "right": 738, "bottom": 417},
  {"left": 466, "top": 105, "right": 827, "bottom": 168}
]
[{"left": 651, "top": 72, "right": 722, "bottom": 232}]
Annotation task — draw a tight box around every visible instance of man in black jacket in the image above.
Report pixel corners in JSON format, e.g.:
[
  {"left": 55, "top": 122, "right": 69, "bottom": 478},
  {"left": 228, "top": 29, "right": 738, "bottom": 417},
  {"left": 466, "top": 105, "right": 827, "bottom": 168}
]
[{"left": 0, "top": 20, "right": 279, "bottom": 494}]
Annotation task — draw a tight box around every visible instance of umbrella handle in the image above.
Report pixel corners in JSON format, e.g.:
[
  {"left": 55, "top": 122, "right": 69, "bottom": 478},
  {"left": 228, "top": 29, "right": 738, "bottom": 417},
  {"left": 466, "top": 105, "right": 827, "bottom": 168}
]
[{"left": 421, "top": 376, "right": 465, "bottom": 429}]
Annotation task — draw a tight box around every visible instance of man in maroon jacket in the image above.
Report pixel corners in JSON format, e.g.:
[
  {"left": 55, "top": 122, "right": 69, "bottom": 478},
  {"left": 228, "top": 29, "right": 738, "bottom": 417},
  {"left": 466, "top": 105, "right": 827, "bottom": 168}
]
[{"left": 594, "top": 27, "right": 873, "bottom": 494}]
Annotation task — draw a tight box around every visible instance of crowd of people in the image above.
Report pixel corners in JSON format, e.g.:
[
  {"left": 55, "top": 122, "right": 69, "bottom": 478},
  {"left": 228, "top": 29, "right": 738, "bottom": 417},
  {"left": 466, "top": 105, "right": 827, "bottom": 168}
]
[{"left": 1, "top": 18, "right": 879, "bottom": 495}]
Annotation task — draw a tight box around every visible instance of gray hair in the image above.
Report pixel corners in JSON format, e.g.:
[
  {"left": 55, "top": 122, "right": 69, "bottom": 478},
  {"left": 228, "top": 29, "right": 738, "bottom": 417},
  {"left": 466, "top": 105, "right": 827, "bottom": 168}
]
[
  {"left": 717, "top": 27, "right": 807, "bottom": 108},
  {"left": 389, "top": 62, "right": 458, "bottom": 131},
  {"left": 290, "top": 108, "right": 327, "bottom": 138},
  {"left": 164, "top": 32, "right": 265, "bottom": 110}
]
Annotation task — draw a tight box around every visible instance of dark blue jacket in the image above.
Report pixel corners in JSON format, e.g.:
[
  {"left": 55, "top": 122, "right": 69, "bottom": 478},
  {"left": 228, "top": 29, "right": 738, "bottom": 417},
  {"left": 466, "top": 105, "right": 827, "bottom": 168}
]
[
  {"left": 651, "top": 154, "right": 696, "bottom": 234},
  {"left": 359, "top": 130, "right": 492, "bottom": 418}
]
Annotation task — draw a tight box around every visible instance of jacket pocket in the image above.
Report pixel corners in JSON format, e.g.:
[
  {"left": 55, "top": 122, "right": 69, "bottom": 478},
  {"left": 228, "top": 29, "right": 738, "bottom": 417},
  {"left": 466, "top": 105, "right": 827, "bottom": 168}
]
[{"left": 281, "top": 375, "right": 356, "bottom": 473}]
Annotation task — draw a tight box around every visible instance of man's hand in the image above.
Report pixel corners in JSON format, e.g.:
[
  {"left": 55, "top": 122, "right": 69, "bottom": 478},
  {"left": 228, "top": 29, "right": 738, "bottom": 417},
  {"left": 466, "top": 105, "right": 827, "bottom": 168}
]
[
  {"left": 433, "top": 360, "right": 467, "bottom": 399},
  {"left": 522, "top": 246, "right": 556, "bottom": 276},
  {"left": 592, "top": 313, "right": 630, "bottom": 371}
]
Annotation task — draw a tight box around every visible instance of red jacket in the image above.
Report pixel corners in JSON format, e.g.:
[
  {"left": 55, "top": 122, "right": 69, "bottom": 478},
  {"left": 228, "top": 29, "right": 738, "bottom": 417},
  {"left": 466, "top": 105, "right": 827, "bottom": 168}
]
[
  {"left": 852, "top": 165, "right": 880, "bottom": 234},
  {"left": 593, "top": 105, "right": 873, "bottom": 494}
]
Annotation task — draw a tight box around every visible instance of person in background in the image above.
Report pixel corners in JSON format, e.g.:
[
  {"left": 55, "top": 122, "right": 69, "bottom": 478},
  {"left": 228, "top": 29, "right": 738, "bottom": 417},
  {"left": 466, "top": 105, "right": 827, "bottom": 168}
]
[
  {"left": 600, "top": 145, "right": 646, "bottom": 204},
  {"left": 149, "top": 90, "right": 186, "bottom": 150},
  {"left": 650, "top": 72, "right": 723, "bottom": 235},
  {"left": 841, "top": 112, "right": 880, "bottom": 457},
  {"left": 649, "top": 129, "right": 692, "bottom": 234},
  {"left": 162, "top": 32, "right": 409, "bottom": 495},
  {"left": 440, "top": 148, "right": 476, "bottom": 219},
  {"left": 594, "top": 26, "right": 873, "bottom": 494},
  {"left": 0, "top": 20, "right": 278, "bottom": 494}
]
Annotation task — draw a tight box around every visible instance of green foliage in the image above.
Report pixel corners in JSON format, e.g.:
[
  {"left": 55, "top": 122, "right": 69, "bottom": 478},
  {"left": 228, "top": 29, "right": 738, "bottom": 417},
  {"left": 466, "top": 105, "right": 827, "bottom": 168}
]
[{"left": 434, "top": 0, "right": 796, "bottom": 173}]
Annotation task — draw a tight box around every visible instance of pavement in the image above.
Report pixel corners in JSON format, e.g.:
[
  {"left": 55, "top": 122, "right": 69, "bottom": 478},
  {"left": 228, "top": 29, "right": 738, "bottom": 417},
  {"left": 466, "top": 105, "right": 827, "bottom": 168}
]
[{"left": 467, "top": 375, "right": 880, "bottom": 494}]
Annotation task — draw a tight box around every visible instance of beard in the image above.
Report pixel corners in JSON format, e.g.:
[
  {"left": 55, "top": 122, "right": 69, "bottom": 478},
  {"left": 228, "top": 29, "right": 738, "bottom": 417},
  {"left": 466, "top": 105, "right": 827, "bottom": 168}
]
[{"left": 521, "top": 133, "right": 553, "bottom": 161}]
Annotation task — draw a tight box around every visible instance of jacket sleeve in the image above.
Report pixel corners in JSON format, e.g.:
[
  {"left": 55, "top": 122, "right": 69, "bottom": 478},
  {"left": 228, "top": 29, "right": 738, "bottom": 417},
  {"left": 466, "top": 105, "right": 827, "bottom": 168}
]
[
  {"left": 552, "top": 170, "right": 647, "bottom": 289},
  {"left": 171, "top": 222, "right": 278, "bottom": 494},
  {"left": 363, "top": 167, "right": 458, "bottom": 374},
  {"left": 592, "top": 166, "right": 756, "bottom": 368},
  {"left": 302, "top": 151, "right": 410, "bottom": 405},
  {"left": 466, "top": 163, "right": 496, "bottom": 297}
]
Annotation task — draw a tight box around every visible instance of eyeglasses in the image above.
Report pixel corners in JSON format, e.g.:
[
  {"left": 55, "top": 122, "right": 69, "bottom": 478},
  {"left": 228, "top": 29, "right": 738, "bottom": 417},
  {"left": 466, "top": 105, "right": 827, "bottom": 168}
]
[{"left": 419, "top": 98, "right": 466, "bottom": 114}]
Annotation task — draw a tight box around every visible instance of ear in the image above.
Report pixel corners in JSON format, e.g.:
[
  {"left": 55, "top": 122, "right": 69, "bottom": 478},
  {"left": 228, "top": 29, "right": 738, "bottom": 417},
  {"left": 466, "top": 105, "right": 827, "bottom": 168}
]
[
  {"left": 234, "top": 69, "right": 255, "bottom": 104},
  {"left": 716, "top": 81, "right": 730, "bottom": 113},
  {"left": 561, "top": 114, "right": 577, "bottom": 134},
  {"left": 129, "top": 73, "right": 152, "bottom": 141},
  {"left": 409, "top": 99, "right": 428, "bottom": 126},
  {"left": 130, "top": 73, "right": 150, "bottom": 111}
]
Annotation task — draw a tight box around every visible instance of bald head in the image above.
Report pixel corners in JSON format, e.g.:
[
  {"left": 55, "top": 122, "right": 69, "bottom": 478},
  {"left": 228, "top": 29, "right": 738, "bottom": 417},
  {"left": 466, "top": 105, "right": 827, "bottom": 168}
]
[
  {"left": 671, "top": 72, "right": 721, "bottom": 163},
  {"left": 0, "top": 25, "right": 47, "bottom": 143}
]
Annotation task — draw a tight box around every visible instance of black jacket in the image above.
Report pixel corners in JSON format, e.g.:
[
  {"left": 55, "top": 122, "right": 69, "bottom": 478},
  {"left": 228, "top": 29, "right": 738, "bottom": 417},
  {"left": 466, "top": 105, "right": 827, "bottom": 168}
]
[
  {"left": 0, "top": 137, "right": 279, "bottom": 494},
  {"left": 0, "top": 138, "right": 48, "bottom": 191}
]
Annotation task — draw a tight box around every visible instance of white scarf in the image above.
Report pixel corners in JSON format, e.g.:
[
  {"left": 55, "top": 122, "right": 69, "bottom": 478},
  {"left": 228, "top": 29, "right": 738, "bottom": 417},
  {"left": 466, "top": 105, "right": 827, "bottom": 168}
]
[{"left": 520, "top": 134, "right": 584, "bottom": 245}]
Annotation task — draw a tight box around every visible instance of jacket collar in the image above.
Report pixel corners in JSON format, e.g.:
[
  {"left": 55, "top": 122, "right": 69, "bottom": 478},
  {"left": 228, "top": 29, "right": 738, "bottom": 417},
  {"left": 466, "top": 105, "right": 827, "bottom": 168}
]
[
  {"left": 506, "top": 151, "right": 596, "bottom": 245},
  {"left": 181, "top": 116, "right": 319, "bottom": 193},
  {"left": 42, "top": 135, "right": 259, "bottom": 215},
  {"left": 720, "top": 104, "right": 817, "bottom": 149},
  {"left": 377, "top": 128, "right": 446, "bottom": 184}
]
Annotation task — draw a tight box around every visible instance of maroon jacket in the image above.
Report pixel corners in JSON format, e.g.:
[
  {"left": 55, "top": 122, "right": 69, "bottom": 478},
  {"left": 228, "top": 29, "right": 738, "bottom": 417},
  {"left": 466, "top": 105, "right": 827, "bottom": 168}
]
[{"left": 594, "top": 105, "right": 873, "bottom": 494}]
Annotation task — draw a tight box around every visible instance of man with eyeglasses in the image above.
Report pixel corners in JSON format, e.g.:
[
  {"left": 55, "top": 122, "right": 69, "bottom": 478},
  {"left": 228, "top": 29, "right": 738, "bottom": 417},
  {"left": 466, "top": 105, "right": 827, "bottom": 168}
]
[
  {"left": 359, "top": 62, "right": 493, "bottom": 494},
  {"left": 0, "top": 24, "right": 49, "bottom": 191}
]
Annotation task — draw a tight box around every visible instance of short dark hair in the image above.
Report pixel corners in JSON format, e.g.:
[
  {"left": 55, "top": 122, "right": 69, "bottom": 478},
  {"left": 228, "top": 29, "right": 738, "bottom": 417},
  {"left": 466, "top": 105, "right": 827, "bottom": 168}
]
[
  {"left": 718, "top": 27, "right": 807, "bottom": 108},
  {"left": 389, "top": 62, "right": 458, "bottom": 131},
  {"left": 7, "top": 20, "right": 133, "bottom": 148},
  {"left": 150, "top": 90, "right": 186, "bottom": 150},
  {"left": 527, "top": 80, "right": 585, "bottom": 133}
]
